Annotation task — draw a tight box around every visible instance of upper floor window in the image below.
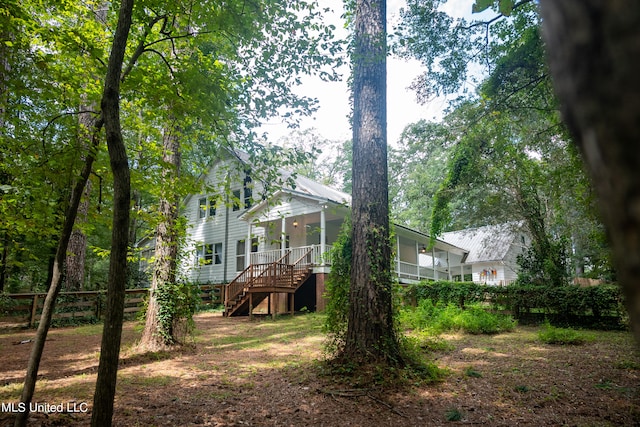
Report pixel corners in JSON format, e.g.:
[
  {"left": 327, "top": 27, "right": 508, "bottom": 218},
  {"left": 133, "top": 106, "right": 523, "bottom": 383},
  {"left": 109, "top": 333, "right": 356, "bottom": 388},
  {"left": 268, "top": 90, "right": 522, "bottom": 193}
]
[
  {"left": 232, "top": 189, "right": 241, "bottom": 211},
  {"left": 244, "top": 173, "right": 252, "bottom": 209},
  {"left": 198, "top": 196, "right": 217, "bottom": 219},
  {"left": 198, "top": 198, "right": 207, "bottom": 219}
]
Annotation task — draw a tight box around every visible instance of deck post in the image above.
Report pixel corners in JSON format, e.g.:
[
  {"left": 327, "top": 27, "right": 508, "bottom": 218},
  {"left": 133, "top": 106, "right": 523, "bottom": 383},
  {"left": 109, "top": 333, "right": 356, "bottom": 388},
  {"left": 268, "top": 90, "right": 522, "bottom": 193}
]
[
  {"left": 249, "top": 293, "right": 253, "bottom": 320},
  {"left": 289, "top": 293, "right": 294, "bottom": 315},
  {"left": 30, "top": 294, "right": 39, "bottom": 328},
  {"left": 272, "top": 293, "right": 277, "bottom": 320}
]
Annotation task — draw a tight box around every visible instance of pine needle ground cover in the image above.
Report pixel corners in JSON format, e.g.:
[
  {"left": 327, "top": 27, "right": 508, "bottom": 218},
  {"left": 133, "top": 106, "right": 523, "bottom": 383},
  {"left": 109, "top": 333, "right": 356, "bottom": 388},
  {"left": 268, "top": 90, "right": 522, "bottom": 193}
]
[{"left": 0, "top": 312, "right": 638, "bottom": 426}]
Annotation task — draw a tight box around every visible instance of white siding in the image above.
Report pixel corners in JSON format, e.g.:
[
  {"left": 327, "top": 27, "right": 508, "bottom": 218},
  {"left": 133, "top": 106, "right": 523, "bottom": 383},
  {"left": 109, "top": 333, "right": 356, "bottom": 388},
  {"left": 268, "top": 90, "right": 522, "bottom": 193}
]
[{"left": 182, "top": 158, "right": 266, "bottom": 283}]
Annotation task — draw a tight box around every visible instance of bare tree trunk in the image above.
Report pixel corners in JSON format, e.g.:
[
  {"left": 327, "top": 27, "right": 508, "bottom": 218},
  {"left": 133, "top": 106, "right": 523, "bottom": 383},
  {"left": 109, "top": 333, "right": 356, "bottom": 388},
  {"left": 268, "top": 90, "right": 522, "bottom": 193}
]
[
  {"left": 540, "top": 0, "right": 640, "bottom": 341},
  {"left": 139, "top": 124, "right": 181, "bottom": 350},
  {"left": 13, "top": 118, "right": 103, "bottom": 427},
  {"left": 90, "top": 0, "right": 134, "bottom": 424},
  {"left": 345, "top": 0, "right": 401, "bottom": 364}
]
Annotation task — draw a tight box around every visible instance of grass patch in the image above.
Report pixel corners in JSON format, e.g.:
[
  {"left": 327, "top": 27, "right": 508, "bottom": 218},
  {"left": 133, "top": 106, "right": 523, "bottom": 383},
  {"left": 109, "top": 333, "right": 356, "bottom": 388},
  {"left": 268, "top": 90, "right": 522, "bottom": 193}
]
[
  {"left": 537, "top": 321, "right": 594, "bottom": 345},
  {"left": 399, "top": 300, "right": 517, "bottom": 335},
  {"left": 119, "top": 374, "right": 176, "bottom": 387},
  {"left": 464, "top": 366, "right": 483, "bottom": 378},
  {"left": 445, "top": 408, "right": 463, "bottom": 421}
]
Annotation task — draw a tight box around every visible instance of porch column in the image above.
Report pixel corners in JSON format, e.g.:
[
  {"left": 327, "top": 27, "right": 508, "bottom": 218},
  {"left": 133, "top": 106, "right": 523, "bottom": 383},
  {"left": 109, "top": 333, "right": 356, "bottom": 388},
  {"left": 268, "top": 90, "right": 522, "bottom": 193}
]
[
  {"left": 245, "top": 223, "right": 252, "bottom": 267},
  {"left": 416, "top": 242, "right": 421, "bottom": 280},
  {"left": 432, "top": 247, "right": 436, "bottom": 280},
  {"left": 396, "top": 235, "right": 401, "bottom": 277},
  {"left": 320, "top": 206, "right": 326, "bottom": 265},
  {"left": 281, "top": 217, "right": 286, "bottom": 258}
]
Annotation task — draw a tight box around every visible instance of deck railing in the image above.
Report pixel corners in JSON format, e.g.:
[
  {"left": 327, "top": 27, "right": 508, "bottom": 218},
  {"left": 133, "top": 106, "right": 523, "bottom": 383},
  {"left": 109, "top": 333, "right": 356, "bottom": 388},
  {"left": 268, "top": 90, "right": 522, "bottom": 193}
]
[
  {"left": 247, "top": 246, "right": 451, "bottom": 282},
  {"left": 250, "top": 245, "right": 330, "bottom": 267}
]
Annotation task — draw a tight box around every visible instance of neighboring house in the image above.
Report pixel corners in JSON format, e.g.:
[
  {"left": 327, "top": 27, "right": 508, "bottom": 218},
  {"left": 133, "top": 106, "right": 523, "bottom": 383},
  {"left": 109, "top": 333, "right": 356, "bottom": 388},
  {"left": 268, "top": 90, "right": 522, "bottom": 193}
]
[{"left": 440, "top": 223, "right": 530, "bottom": 285}]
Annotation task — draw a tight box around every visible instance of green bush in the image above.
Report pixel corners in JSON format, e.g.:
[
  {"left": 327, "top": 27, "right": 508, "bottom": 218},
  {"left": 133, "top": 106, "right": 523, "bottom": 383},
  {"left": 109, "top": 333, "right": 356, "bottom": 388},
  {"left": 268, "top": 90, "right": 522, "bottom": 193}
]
[
  {"left": 399, "top": 300, "right": 516, "bottom": 335},
  {"left": 403, "top": 281, "right": 626, "bottom": 328},
  {"left": 538, "top": 321, "right": 593, "bottom": 345}
]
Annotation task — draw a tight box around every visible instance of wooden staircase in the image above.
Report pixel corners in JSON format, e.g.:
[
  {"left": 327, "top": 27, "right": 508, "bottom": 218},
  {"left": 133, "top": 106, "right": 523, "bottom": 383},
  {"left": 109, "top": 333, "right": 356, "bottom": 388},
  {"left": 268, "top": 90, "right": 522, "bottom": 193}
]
[{"left": 224, "top": 248, "right": 313, "bottom": 317}]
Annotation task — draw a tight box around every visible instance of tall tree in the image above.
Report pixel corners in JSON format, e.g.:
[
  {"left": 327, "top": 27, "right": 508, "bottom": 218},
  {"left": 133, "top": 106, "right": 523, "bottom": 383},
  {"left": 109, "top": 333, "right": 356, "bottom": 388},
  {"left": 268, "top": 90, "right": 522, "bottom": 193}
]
[
  {"left": 393, "top": 0, "right": 610, "bottom": 281},
  {"left": 139, "top": 122, "right": 182, "bottom": 350},
  {"left": 346, "top": 0, "right": 401, "bottom": 363},
  {"left": 539, "top": 0, "right": 640, "bottom": 340},
  {"left": 91, "top": 0, "right": 134, "bottom": 423}
]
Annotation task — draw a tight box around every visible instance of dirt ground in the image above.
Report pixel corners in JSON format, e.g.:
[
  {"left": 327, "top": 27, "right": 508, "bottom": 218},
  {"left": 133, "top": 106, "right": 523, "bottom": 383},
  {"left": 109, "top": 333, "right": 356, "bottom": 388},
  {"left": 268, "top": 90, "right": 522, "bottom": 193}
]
[{"left": 0, "top": 312, "right": 639, "bottom": 426}]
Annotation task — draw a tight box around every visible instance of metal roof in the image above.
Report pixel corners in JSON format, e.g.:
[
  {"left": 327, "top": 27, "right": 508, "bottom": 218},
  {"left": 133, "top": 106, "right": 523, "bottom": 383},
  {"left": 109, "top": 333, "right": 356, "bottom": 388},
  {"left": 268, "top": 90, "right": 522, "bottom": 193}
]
[{"left": 440, "top": 223, "right": 525, "bottom": 263}]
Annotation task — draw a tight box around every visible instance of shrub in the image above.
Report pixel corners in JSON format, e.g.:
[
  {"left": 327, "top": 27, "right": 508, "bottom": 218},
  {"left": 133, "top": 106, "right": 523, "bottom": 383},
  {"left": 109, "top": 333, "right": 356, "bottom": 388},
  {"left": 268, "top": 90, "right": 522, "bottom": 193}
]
[
  {"left": 403, "top": 281, "right": 626, "bottom": 329},
  {"left": 399, "top": 300, "right": 516, "bottom": 335},
  {"left": 537, "top": 321, "right": 593, "bottom": 345}
]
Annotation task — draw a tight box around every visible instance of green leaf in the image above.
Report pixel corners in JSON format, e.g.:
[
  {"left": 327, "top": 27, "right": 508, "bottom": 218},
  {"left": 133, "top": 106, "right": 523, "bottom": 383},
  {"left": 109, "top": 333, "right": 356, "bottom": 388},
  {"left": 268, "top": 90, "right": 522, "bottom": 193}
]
[
  {"left": 472, "top": 0, "right": 495, "bottom": 14},
  {"left": 499, "top": 0, "right": 514, "bottom": 16}
]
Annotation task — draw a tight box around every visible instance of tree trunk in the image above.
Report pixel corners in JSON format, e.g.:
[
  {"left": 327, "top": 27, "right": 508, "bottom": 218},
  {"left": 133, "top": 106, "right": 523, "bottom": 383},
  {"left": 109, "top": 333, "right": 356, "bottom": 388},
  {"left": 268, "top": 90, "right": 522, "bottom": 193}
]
[
  {"left": 13, "top": 118, "right": 103, "bottom": 427},
  {"left": 0, "top": 232, "right": 8, "bottom": 292},
  {"left": 139, "top": 124, "right": 181, "bottom": 350},
  {"left": 90, "top": 0, "right": 134, "bottom": 424},
  {"left": 63, "top": 109, "right": 95, "bottom": 291},
  {"left": 540, "top": 1, "right": 640, "bottom": 341},
  {"left": 345, "top": 0, "right": 401, "bottom": 364}
]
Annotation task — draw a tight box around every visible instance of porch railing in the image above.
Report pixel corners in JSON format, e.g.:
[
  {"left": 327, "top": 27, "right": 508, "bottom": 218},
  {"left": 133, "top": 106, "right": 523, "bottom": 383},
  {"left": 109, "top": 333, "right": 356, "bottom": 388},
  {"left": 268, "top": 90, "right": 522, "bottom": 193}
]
[
  {"left": 245, "top": 246, "right": 452, "bottom": 283},
  {"left": 249, "top": 244, "right": 331, "bottom": 267},
  {"left": 396, "top": 261, "right": 449, "bottom": 281}
]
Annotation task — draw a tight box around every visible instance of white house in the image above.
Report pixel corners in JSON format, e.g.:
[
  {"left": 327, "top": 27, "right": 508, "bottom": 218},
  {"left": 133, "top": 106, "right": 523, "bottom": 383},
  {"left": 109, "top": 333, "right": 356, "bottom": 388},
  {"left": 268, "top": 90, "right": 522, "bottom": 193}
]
[
  {"left": 440, "top": 223, "right": 531, "bottom": 285},
  {"left": 173, "top": 149, "right": 477, "bottom": 316},
  {"left": 148, "top": 149, "right": 529, "bottom": 316}
]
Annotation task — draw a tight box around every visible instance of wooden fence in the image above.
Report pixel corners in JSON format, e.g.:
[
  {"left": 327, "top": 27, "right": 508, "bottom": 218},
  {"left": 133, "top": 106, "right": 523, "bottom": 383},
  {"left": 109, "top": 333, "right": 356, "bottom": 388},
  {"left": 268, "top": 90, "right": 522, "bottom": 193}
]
[{"left": 0, "top": 284, "right": 225, "bottom": 328}]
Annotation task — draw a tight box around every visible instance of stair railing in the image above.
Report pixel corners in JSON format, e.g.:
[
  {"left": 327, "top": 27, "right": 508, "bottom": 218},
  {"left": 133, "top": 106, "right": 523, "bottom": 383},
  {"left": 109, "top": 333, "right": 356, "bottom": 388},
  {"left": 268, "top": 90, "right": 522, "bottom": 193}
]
[{"left": 225, "top": 251, "right": 293, "bottom": 306}]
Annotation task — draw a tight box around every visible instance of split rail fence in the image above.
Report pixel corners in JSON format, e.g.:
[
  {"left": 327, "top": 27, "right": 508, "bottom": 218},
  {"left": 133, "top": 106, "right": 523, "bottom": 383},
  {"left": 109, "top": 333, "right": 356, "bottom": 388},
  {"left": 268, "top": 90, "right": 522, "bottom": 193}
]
[{"left": 1, "top": 284, "right": 225, "bottom": 328}]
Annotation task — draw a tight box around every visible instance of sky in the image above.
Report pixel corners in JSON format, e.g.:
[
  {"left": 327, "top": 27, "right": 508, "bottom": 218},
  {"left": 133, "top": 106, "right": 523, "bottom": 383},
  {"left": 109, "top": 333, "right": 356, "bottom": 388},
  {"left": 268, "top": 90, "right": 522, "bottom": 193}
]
[{"left": 258, "top": 0, "right": 458, "bottom": 147}]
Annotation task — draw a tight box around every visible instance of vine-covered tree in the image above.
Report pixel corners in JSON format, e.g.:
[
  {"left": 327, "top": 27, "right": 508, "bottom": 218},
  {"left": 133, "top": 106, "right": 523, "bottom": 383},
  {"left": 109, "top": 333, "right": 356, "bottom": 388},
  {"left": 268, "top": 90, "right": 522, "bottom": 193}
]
[{"left": 346, "top": 0, "right": 401, "bottom": 364}]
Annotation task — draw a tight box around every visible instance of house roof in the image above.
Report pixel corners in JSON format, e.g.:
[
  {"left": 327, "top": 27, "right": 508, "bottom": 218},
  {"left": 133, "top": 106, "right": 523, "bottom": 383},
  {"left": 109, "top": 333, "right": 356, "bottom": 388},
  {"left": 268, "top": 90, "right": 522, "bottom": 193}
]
[
  {"left": 440, "top": 223, "right": 525, "bottom": 263},
  {"left": 282, "top": 171, "right": 351, "bottom": 206}
]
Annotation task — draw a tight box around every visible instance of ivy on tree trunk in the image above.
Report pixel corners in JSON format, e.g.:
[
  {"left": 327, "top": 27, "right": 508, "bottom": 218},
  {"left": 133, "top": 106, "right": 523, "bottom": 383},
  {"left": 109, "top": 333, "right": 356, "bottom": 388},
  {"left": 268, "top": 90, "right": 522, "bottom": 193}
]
[{"left": 345, "top": 0, "right": 402, "bottom": 364}]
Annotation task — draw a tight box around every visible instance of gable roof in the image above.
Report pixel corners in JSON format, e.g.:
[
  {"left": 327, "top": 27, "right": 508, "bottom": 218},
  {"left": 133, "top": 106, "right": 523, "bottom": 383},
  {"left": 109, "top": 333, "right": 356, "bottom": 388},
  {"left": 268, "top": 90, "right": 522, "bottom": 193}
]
[
  {"left": 282, "top": 171, "right": 351, "bottom": 206},
  {"left": 440, "top": 223, "right": 525, "bottom": 263}
]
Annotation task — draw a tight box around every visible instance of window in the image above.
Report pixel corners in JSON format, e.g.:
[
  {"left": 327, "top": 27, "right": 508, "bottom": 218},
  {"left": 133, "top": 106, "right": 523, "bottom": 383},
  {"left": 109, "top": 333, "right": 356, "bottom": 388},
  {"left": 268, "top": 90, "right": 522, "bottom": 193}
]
[
  {"left": 208, "top": 198, "right": 216, "bottom": 217},
  {"left": 198, "top": 198, "right": 207, "bottom": 219},
  {"left": 244, "top": 185, "right": 252, "bottom": 209},
  {"left": 243, "top": 174, "right": 252, "bottom": 209},
  {"left": 236, "top": 240, "right": 246, "bottom": 272},
  {"left": 232, "top": 189, "right": 241, "bottom": 211},
  {"left": 214, "top": 242, "right": 223, "bottom": 265},
  {"left": 196, "top": 243, "right": 213, "bottom": 265},
  {"left": 199, "top": 197, "right": 217, "bottom": 219},
  {"left": 251, "top": 237, "right": 259, "bottom": 253}
]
